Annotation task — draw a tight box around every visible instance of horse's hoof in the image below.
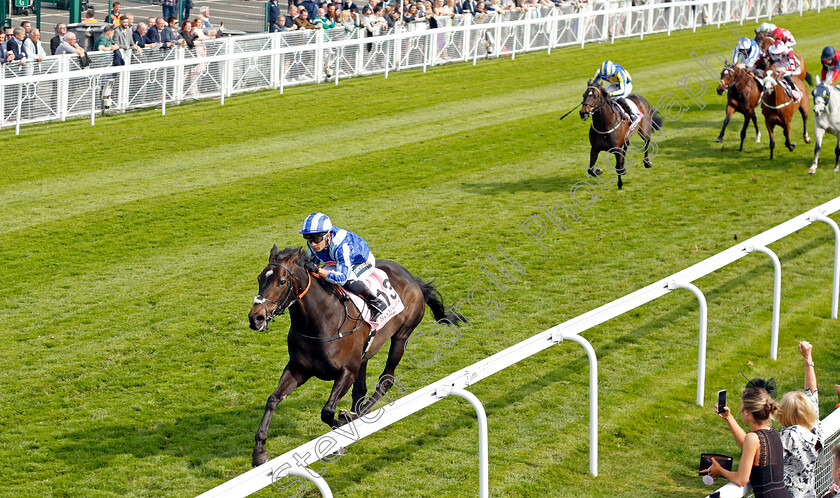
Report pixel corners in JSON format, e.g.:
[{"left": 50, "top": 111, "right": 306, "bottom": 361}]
[
  {"left": 808, "top": 168, "right": 816, "bottom": 174},
  {"left": 252, "top": 450, "right": 269, "bottom": 467},
  {"left": 788, "top": 143, "right": 796, "bottom": 151},
  {"left": 715, "top": 136, "right": 723, "bottom": 143},
  {"left": 587, "top": 168, "right": 602, "bottom": 178},
  {"left": 338, "top": 409, "right": 358, "bottom": 426},
  {"left": 805, "top": 136, "right": 811, "bottom": 144},
  {"left": 644, "top": 160, "right": 652, "bottom": 169},
  {"left": 331, "top": 446, "right": 347, "bottom": 457}
]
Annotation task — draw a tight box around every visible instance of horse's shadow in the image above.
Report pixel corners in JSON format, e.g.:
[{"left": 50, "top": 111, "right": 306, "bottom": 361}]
[{"left": 461, "top": 173, "right": 594, "bottom": 196}]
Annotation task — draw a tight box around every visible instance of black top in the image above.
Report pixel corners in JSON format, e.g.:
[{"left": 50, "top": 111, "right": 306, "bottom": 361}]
[{"left": 750, "top": 428, "right": 792, "bottom": 498}]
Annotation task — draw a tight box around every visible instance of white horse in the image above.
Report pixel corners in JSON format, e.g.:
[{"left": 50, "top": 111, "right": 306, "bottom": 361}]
[{"left": 810, "top": 82, "right": 840, "bottom": 174}]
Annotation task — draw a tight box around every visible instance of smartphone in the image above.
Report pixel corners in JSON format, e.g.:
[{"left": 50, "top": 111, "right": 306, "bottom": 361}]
[{"left": 717, "top": 389, "right": 727, "bottom": 414}]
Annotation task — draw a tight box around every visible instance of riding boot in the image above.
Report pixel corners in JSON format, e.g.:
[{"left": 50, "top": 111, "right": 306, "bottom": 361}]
[
  {"left": 345, "top": 280, "right": 387, "bottom": 322},
  {"left": 618, "top": 98, "right": 641, "bottom": 128},
  {"left": 783, "top": 75, "right": 801, "bottom": 102}
]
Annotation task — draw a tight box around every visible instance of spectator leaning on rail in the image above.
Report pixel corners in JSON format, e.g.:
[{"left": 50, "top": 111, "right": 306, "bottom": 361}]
[
  {"left": 777, "top": 341, "right": 823, "bottom": 498},
  {"left": 312, "top": 8, "right": 335, "bottom": 28},
  {"left": 7, "top": 27, "right": 27, "bottom": 65},
  {"left": 703, "top": 379, "right": 792, "bottom": 497},
  {"left": 299, "top": 213, "right": 388, "bottom": 321},
  {"left": 133, "top": 23, "right": 149, "bottom": 48},
  {"left": 821, "top": 446, "right": 840, "bottom": 498},
  {"left": 23, "top": 29, "right": 46, "bottom": 62},
  {"left": 115, "top": 16, "right": 139, "bottom": 52},
  {"left": 295, "top": 8, "right": 319, "bottom": 29},
  {"left": 55, "top": 32, "right": 87, "bottom": 58},
  {"left": 95, "top": 26, "right": 125, "bottom": 66},
  {"left": 269, "top": 0, "right": 282, "bottom": 28}
]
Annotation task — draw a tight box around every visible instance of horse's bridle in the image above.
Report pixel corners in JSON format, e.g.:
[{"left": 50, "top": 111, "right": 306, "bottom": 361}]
[
  {"left": 253, "top": 262, "right": 312, "bottom": 325},
  {"left": 581, "top": 86, "right": 608, "bottom": 116}
]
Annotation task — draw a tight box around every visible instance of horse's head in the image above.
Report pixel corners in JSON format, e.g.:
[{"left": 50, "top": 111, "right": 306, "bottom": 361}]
[
  {"left": 760, "top": 68, "right": 778, "bottom": 92},
  {"left": 813, "top": 83, "right": 831, "bottom": 114},
  {"left": 580, "top": 81, "right": 605, "bottom": 120},
  {"left": 718, "top": 64, "right": 735, "bottom": 95},
  {"left": 248, "top": 245, "right": 306, "bottom": 331}
]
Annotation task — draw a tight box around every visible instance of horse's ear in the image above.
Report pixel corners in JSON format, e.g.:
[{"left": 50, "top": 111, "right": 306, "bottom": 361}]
[{"left": 270, "top": 244, "right": 280, "bottom": 261}]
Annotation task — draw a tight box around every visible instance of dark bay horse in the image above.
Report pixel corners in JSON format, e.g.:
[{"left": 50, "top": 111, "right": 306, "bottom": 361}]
[
  {"left": 247, "top": 245, "right": 465, "bottom": 467},
  {"left": 716, "top": 64, "right": 761, "bottom": 150},
  {"left": 759, "top": 67, "right": 810, "bottom": 159},
  {"left": 580, "top": 81, "right": 663, "bottom": 190}
]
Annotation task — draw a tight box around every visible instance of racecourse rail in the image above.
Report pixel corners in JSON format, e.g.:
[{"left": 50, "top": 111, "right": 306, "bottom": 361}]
[
  {"left": 1, "top": 0, "right": 837, "bottom": 134},
  {"left": 198, "top": 197, "right": 840, "bottom": 497}
]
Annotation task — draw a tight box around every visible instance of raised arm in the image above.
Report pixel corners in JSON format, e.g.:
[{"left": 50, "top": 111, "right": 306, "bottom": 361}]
[
  {"left": 716, "top": 405, "right": 747, "bottom": 449},
  {"left": 799, "top": 341, "right": 817, "bottom": 393}
]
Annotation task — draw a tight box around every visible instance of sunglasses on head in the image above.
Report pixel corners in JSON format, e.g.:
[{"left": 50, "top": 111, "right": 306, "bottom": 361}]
[{"left": 303, "top": 233, "right": 327, "bottom": 243}]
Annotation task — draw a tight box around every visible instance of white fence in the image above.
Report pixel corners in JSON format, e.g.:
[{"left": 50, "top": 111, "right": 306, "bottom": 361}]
[
  {"left": 198, "top": 196, "right": 840, "bottom": 497},
  {"left": 1, "top": 0, "right": 838, "bottom": 134}
]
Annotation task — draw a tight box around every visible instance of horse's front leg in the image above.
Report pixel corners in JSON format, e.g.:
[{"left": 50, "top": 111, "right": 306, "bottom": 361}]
[
  {"left": 738, "top": 112, "right": 752, "bottom": 151},
  {"left": 716, "top": 104, "right": 734, "bottom": 142},
  {"left": 800, "top": 105, "right": 810, "bottom": 144},
  {"left": 615, "top": 146, "right": 626, "bottom": 190},
  {"left": 752, "top": 113, "right": 761, "bottom": 143},
  {"left": 339, "top": 360, "right": 369, "bottom": 425},
  {"left": 588, "top": 147, "right": 602, "bottom": 177},
  {"left": 766, "top": 119, "right": 776, "bottom": 160},
  {"left": 809, "top": 126, "right": 826, "bottom": 174},
  {"left": 834, "top": 136, "right": 840, "bottom": 173},
  {"left": 253, "top": 366, "right": 310, "bottom": 467},
  {"left": 321, "top": 368, "right": 358, "bottom": 429}
]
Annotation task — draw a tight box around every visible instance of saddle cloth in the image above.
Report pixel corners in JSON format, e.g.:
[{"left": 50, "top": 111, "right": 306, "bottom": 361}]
[{"left": 325, "top": 266, "right": 405, "bottom": 331}]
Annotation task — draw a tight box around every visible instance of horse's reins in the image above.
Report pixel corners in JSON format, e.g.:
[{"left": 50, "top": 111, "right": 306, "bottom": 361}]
[
  {"left": 256, "top": 260, "right": 366, "bottom": 343},
  {"left": 583, "top": 87, "right": 624, "bottom": 135}
]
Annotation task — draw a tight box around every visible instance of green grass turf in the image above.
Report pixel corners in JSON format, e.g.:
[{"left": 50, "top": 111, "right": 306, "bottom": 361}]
[{"left": 2, "top": 10, "right": 840, "bottom": 497}]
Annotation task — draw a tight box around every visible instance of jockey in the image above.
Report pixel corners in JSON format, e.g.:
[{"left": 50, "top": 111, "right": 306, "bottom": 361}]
[
  {"left": 732, "top": 37, "right": 761, "bottom": 74},
  {"left": 821, "top": 46, "right": 840, "bottom": 86},
  {"left": 754, "top": 22, "right": 776, "bottom": 40},
  {"left": 767, "top": 40, "right": 801, "bottom": 101},
  {"left": 300, "top": 212, "right": 388, "bottom": 320},
  {"left": 591, "top": 60, "right": 641, "bottom": 128},
  {"left": 771, "top": 26, "right": 796, "bottom": 49}
]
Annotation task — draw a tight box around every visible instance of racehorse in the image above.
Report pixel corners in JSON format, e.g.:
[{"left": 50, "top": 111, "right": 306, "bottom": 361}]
[
  {"left": 756, "top": 37, "right": 813, "bottom": 86},
  {"left": 809, "top": 83, "right": 840, "bottom": 174},
  {"left": 579, "top": 81, "right": 663, "bottom": 190},
  {"left": 759, "top": 67, "right": 810, "bottom": 159},
  {"left": 716, "top": 64, "right": 761, "bottom": 150},
  {"left": 247, "top": 246, "right": 465, "bottom": 467}
]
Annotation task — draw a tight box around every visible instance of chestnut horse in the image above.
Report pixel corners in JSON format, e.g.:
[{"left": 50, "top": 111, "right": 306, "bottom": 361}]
[
  {"left": 759, "top": 67, "right": 810, "bottom": 159},
  {"left": 247, "top": 246, "right": 465, "bottom": 467},
  {"left": 756, "top": 37, "right": 813, "bottom": 85},
  {"left": 716, "top": 64, "right": 761, "bottom": 150},
  {"left": 579, "top": 81, "right": 663, "bottom": 190}
]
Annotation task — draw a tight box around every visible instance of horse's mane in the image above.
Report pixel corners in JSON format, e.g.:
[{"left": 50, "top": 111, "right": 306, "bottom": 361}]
[
  {"left": 586, "top": 79, "right": 612, "bottom": 101},
  {"left": 270, "top": 246, "right": 305, "bottom": 264}
]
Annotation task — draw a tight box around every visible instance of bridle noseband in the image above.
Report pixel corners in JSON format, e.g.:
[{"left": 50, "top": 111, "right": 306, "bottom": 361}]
[
  {"left": 254, "top": 261, "right": 312, "bottom": 325},
  {"left": 582, "top": 86, "right": 607, "bottom": 115}
]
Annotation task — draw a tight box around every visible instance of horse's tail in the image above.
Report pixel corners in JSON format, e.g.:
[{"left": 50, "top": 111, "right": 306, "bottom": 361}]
[
  {"left": 651, "top": 108, "right": 664, "bottom": 131},
  {"left": 805, "top": 71, "right": 814, "bottom": 86},
  {"left": 412, "top": 276, "right": 469, "bottom": 326}
]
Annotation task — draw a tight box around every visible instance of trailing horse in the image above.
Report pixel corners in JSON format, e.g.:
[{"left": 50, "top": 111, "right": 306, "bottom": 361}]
[
  {"left": 247, "top": 246, "right": 465, "bottom": 467},
  {"left": 716, "top": 64, "right": 761, "bottom": 150},
  {"left": 759, "top": 67, "right": 810, "bottom": 160},
  {"left": 809, "top": 83, "right": 840, "bottom": 174},
  {"left": 756, "top": 37, "right": 813, "bottom": 86},
  {"left": 579, "top": 81, "right": 663, "bottom": 190}
]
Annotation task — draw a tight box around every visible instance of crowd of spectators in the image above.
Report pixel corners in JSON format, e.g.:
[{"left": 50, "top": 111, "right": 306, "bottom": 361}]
[{"left": 0, "top": 3, "right": 227, "bottom": 67}]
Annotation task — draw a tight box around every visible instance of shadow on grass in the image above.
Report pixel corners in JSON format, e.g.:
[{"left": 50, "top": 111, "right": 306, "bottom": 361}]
[{"left": 460, "top": 173, "right": 584, "bottom": 196}]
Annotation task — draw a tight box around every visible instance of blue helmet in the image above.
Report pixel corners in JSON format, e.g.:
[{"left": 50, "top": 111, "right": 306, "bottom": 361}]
[
  {"left": 598, "top": 60, "right": 617, "bottom": 79},
  {"left": 822, "top": 46, "right": 836, "bottom": 63},
  {"left": 736, "top": 37, "right": 752, "bottom": 52},
  {"left": 300, "top": 212, "right": 333, "bottom": 235}
]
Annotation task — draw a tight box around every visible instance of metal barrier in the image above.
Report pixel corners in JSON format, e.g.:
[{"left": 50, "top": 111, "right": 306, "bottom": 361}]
[
  {"left": 198, "top": 197, "right": 840, "bottom": 497},
  {"left": 2, "top": 0, "right": 838, "bottom": 134}
]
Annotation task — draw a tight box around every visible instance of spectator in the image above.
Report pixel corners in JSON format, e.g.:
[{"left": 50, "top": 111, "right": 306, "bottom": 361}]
[
  {"left": 109, "top": 2, "right": 122, "bottom": 25},
  {"left": 403, "top": 3, "right": 418, "bottom": 21},
  {"left": 7, "top": 27, "right": 27, "bottom": 64},
  {"left": 115, "top": 16, "right": 137, "bottom": 51},
  {"left": 312, "top": 7, "right": 335, "bottom": 28},
  {"left": 296, "top": 8, "right": 318, "bottom": 28},
  {"left": 820, "top": 446, "right": 840, "bottom": 498},
  {"left": 340, "top": 0, "right": 360, "bottom": 11},
  {"left": 704, "top": 381, "right": 790, "bottom": 496},
  {"left": 23, "top": 28, "right": 46, "bottom": 62},
  {"left": 124, "top": 13, "right": 135, "bottom": 31},
  {"left": 191, "top": 17, "right": 215, "bottom": 39},
  {"left": 146, "top": 17, "right": 175, "bottom": 48},
  {"left": 339, "top": 9, "right": 359, "bottom": 31},
  {"left": 50, "top": 24, "right": 67, "bottom": 55},
  {"left": 162, "top": 0, "right": 178, "bottom": 20},
  {"left": 283, "top": 5, "right": 301, "bottom": 30},
  {"left": 133, "top": 23, "right": 149, "bottom": 48},
  {"left": 183, "top": 0, "right": 194, "bottom": 21},
  {"left": 326, "top": 3, "right": 340, "bottom": 24},
  {"left": 446, "top": 0, "right": 464, "bottom": 15},
  {"left": 5, "top": 28, "right": 14, "bottom": 43},
  {"left": 95, "top": 25, "right": 121, "bottom": 51},
  {"left": 269, "top": 0, "right": 282, "bottom": 27},
  {"left": 298, "top": 0, "right": 319, "bottom": 19},
  {"left": 199, "top": 6, "right": 224, "bottom": 35},
  {"left": 0, "top": 40, "right": 12, "bottom": 64},
  {"left": 55, "top": 32, "right": 86, "bottom": 57},
  {"left": 179, "top": 20, "right": 197, "bottom": 48},
  {"left": 382, "top": 5, "right": 396, "bottom": 28},
  {"left": 147, "top": 16, "right": 157, "bottom": 28},
  {"left": 269, "top": 16, "right": 285, "bottom": 32},
  {"left": 463, "top": 0, "right": 477, "bottom": 14},
  {"left": 20, "top": 21, "right": 32, "bottom": 38},
  {"left": 475, "top": 0, "right": 487, "bottom": 13},
  {"left": 167, "top": 16, "right": 181, "bottom": 40},
  {"left": 778, "top": 342, "right": 823, "bottom": 498},
  {"left": 82, "top": 8, "right": 99, "bottom": 23}
]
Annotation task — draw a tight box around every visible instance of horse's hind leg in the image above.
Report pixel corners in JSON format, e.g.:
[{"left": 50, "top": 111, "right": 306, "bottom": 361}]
[
  {"left": 253, "top": 366, "right": 310, "bottom": 467},
  {"left": 322, "top": 368, "right": 358, "bottom": 429},
  {"left": 783, "top": 119, "right": 796, "bottom": 152},
  {"left": 834, "top": 137, "right": 840, "bottom": 173},
  {"left": 739, "top": 114, "right": 751, "bottom": 151},
  {"left": 358, "top": 335, "right": 411, "bottom": 416},
  {"left": 752, "top": 113, "right": 761, "bottom": 142},
  {"left": 809, "top": 126, "right": 825, "bottom": 174},
  {"left": 800, "top": 104, "right": 810, "bottom": 144},
  {"left": 766, "top": 120, "right": 776, "bottom": 159}
]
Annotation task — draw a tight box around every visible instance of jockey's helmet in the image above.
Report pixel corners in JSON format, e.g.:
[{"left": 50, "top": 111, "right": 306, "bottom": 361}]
[
  {"left": 768, "top": 40, "right": 786, "bottom": 58},
  {"left": 822, "top": 46, "right": 836, "bottom": 64},
  {"left": 755, "top": 22, "right": 776, "bottom": 34},
  {"left": 736, "top": 37, "right": 752, "bottom": 53},
  {"left": 598, "top": 60, "right": 616, "bottom": 79},
  {"left": 301, "top": 212, "right": 333, "bottom": 237}
]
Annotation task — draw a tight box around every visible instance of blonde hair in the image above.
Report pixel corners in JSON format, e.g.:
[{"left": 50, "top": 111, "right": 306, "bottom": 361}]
[
  {"left": 777, "top": 391, "right": 818, "bottom": 429},
  {"left": 741, "top": 387, "right": 779, "bottom": 423},
  {"left": 340, "top": 10, "right": 351, "bottom": 21}
]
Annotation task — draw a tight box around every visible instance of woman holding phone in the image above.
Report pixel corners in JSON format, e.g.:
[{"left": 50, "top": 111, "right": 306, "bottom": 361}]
[{"left": 703, "top": 381, "right": 791, "bottom": 497}]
